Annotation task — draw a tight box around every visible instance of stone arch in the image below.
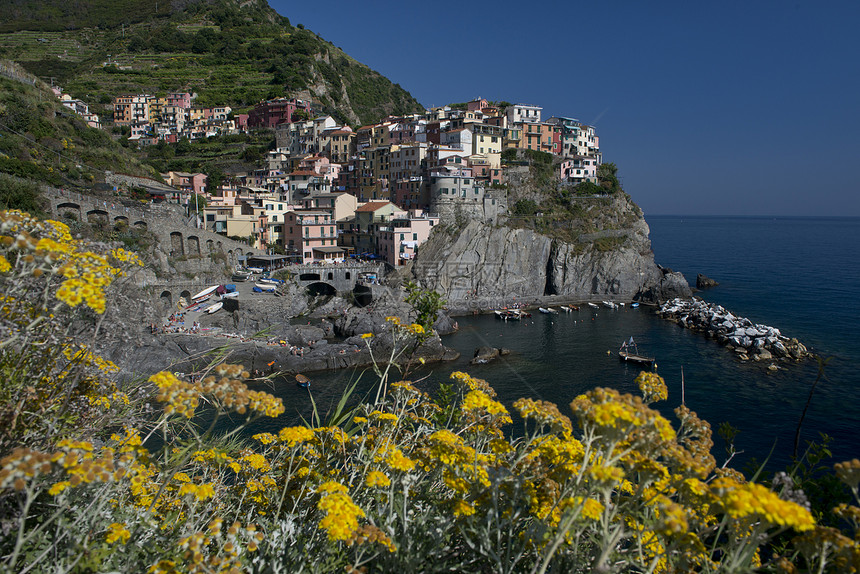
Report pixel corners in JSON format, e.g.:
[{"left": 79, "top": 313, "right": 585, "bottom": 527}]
[
  {"left": 170, "top": 232, "right": 184, "bottom": 257},
  {"left": 306, "top": 282, "right": 336, "bottom": 296},
  {"left": 187, "top": 235, "right": 201, "bottom": 256},
  {"left": 86, "top": 209, "right": 109, "bottom": 226},
  {"left": 299, "top": 272, "right": 321, "bottom": 281},
  {"left": 57, "top": 202, "right": 81, "bottom": 221},
  {"left": 345, "top": 272, "right": 351, "bottom": 280},
  {"left": 134, "top": 220, "right": 147, "bottom": 230},
  {"left": 227, "top": 250, "right": 234, "bottom": 265},
  {"left": 179, "top": 290, "right": 192, "bottom": 304},
  {"left": 327, "top": 272, "right": 334, "bottom": 280},
  {"left": 206, "top": 239, "right": 214, "bottom": 253},
  {"left": 352, "top": 284, "right": 372, "bottom": 307},
  {"left": 113, "top": 215, "right": 129, "bottom": 228},
  {"left": 160, "top": 290, "right": 172, "bottom": 308},
  {"left": 216, "top": 241, "right": 223, "bottom": 252}
]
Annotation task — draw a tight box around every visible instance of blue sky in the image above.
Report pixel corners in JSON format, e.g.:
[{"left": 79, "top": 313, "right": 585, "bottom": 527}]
[{"left": 269, "top": 0, "right": 859, "bottom": 216}]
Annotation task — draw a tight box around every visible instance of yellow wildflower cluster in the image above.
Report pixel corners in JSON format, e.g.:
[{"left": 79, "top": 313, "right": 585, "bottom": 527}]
[
  {"left": 317, "top": 481, "right": 365, "bottom": 541},
  {"left": 0, "top": 211, "right": 141, "bottom": 315},
  {"left": 708, "top": 477, "right": 815, "bottom": 531},
  {"left": 635, "top": 371, "right": 668, "bottom": 404},
  {"left": 149, "top": 366, "right": 284, "bottom": 419}
]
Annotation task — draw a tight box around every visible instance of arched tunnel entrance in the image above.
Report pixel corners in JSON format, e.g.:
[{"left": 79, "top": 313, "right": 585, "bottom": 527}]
[
  {"left": 306, "top": 282, "right": 337, "bottom": 296},
  {"left": 352, "top": 284, "right": 373, "bottom": 308}
]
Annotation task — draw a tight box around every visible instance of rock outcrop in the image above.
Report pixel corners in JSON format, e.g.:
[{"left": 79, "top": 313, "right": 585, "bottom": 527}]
[
  {"left": 412, "top": 196, "right": 690, "bottom": 309},
  {"left": 696, "top": 273, "right": 719, "bottom": 289}
]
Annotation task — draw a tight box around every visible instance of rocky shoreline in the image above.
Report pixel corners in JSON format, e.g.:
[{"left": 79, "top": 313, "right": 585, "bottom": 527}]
[{"left": 657, "top": 297, "right": 811, "bottom": 366}]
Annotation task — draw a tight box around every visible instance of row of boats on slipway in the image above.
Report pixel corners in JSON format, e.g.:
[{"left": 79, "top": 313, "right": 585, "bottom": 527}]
[{"left": 186, "top": 277, "right": 285, "bottom": 314}]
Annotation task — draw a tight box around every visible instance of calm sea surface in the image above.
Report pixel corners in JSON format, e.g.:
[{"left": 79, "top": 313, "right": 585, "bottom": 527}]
[{"left": 241, "top": 216, "right": 860, "bottom": 471}]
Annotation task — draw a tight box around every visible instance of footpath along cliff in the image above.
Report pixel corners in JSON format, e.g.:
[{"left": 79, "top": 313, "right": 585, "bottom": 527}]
[{"left": 411, "top": 192, "right": 690, "bottom": 312}]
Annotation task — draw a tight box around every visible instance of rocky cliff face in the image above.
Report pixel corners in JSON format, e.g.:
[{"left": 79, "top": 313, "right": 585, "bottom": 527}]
[{"left": 412, "top": 195, "right": 690, "bottom": 308}]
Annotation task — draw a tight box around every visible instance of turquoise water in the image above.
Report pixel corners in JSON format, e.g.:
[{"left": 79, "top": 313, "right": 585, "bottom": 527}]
[{"left": 242, "top": 216, "right": 860, "bottom": 471}]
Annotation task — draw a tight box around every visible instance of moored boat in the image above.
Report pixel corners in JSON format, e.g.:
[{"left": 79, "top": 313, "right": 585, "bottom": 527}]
[
  {"left": 191, "top": 285, "right": 219, "bottom": 301},
  {"left": 255, "top": 282, "right": 277, "bottom": 292},
  {"left": 618, "top": 337, "right": 654, "bottom": 366},
  {"left": 587, "top": 302, "right": 599, "bottom": 309},
  {"left": 205, "top": 301, "right": 223, "bottom": 314}
]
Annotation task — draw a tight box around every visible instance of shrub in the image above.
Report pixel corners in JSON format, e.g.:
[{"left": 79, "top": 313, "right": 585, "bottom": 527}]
[{"left": 0, "top": 210, "right": 856, "bottom": 572}]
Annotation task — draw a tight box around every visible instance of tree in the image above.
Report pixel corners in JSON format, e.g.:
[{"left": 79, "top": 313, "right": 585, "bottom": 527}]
[
  {"left": 205, "top": 165, "right": 225, "bottom": 192},
  {"left": 597, "top": 162, "right": 620, "bottom": 193}
]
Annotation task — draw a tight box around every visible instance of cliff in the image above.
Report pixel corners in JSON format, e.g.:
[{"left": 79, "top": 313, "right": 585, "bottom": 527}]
[{"left": 411, "top": 194, "right": 690, "bottom": 310}]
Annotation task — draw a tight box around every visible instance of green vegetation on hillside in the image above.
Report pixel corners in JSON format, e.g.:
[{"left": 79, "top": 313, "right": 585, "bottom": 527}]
[
  {"left": 0, "top": 73, "right": 158, "bottom": 193},
  {"left": 503, "top": 150, "right": 633, "bottom": 245},
  {"left": 0, "top": 0, "right": 424, "bottom": 126}
]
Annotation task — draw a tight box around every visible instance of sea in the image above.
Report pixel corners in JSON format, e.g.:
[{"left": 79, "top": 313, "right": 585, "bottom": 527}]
[{"left": 241, "top": 216, "right": 860, "bottom": 472}]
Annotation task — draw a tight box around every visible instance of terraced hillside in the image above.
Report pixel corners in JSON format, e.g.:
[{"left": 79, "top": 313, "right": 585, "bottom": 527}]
[{"left": 0, "top": 0, "right": 424, "bottom": 126}]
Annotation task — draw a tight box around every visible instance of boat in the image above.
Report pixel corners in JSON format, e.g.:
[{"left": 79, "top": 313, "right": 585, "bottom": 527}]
[
  {"left": 561, "top": 305, "right": 572, "bottom": 312},
  {"left": 630, "top": 302, "right": 640, "bottom": 308},
  {"left": 204, "top": 301, "right": 223, "bottom": 314},
  {"left": 538, "top": 307, "right": 551, "bottom": 314},
  {"left": 567, "top": 305, "right": 580, "bottom": 311},
  {"left": 191, "top": 285, "right": 218, "bottom": 301},
  {"left": 258, "top": 277, "right": 280, "bottom": 285},
  {"left": 220, "top": 291, "right": 239, "bottom": 299},
  {"left": 296, "top": 374, "right": 310, "bottom": 388},
  {"left": 618, "top": 337, "right": 655, "bottom": 366},
  {"left": 602, "top": 300, "right": 618, "bottom": 309},
  {"left": 231, "top": 271, "right": 252, "bottom": 282},
  {"left": 255, "top": 282, "right": 277, "bottom": 292},
  {"left": 495, "top": 309, "right": 522, "bottom": 320},
  {"left": 587, "top": 302, "right": 599, "bottom": 309},
  {"left": 547, "top": 307, "right": 559, "bottom": 314}
]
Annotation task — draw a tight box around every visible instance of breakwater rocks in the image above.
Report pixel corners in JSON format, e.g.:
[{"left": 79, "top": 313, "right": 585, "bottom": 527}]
[{"left": 657, "top": 298, "right": 810, "bottom": 363}]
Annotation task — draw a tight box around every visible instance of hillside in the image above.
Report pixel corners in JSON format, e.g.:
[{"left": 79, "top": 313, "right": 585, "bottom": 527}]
[
  {"left": 0, "top": 0, "right": 424, "bottom": 127},
  {"left": 0, "top": 64, "right": 160, "bottom": 211}
]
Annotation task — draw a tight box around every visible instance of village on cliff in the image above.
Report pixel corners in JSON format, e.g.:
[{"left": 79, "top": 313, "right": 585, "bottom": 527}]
[{"left": 58, "top": 89, "right": 603, "bottom": 267}]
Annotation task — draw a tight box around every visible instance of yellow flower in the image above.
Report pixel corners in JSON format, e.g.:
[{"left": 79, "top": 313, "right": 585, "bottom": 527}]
[
  {"left": 366, "top": 471, "right": 391, "bottom": 488},
  {"left": 453, "top": 499, "right": 475, "bottom": 517},
  {"left": 278, "top": 426, "right": 315, "bottom": 447},
  {"left": 361, "top": 332, "right": 373, "bottom": 339},
  {"left": 106, "top": 522, "right": 131, "bottom": 545},
  {"left": 0, "top": 255, "right": 10, "bottom": 273}
]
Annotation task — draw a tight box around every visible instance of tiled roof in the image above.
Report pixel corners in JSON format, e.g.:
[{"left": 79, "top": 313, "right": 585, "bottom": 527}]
[{"left": 356, "top": 201, "right": 392, "bottom": 212}]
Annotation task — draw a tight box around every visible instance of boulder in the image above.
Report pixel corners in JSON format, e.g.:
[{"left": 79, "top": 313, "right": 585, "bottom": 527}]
[
  {"left": 472, "top": 346, "right": 502, "bottom": 364},
  {"left": 696, "top": 273, "right": 719, "bottom": 289}
]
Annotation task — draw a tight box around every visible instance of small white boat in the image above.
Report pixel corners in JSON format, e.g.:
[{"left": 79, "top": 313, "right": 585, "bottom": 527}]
[
  {"left": 630, "top": 302, "right": 640, "bottom": 308},
  {"left": 220, "top": 291, "right": 239, "bottom": 299},
  {"left": 192, "top": 285, "right": 219, "bottom": 301},
  {"left": 587, "top": 302, "right": 599, "bottom": 309},
  {"left": 258, "top": 277, "right": 280, "bottom": 285},
  {"left": 602, "top": 301, "right": 617, "bottom": 309},
  {"left": 205, "top": 301, "right": 223, "bottom": 314},
  {"left": 548, "top": 307, "right": 559, "bottom": 314},
  {"left": 561, "top": 306, "right": 572, "bottom": 312},
  {"left": 538, "top": 307, "right": 551, "bottom": 314},
  {"left": 255, "top": 283, "right": 276, "bottom": 292}
]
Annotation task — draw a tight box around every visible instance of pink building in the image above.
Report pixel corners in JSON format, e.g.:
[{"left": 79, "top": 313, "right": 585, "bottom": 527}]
[
  {"left": 282, "top": 210, "right": 339, "bottom": 264},
  {"left": 166, "top": 171, "right": 208, "bottom": 193},
  {"left": 166, "top": 92, "right": 192, "bottom": 109},
  {"left": 375, "top": 210, "right": 440, "bottom": 266}
]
